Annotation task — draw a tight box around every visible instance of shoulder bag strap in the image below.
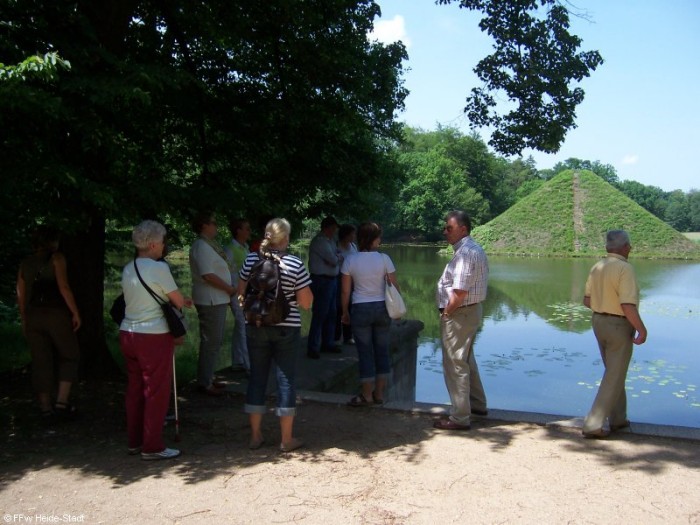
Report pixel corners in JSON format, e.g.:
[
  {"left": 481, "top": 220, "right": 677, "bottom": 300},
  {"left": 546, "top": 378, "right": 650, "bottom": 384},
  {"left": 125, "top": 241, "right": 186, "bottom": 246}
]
[
  {"left": 133, "top": 259, "right": 166, "bottom": 306},
  {"left": 382, "top": 253, "right": 389, "bottom": 283}
]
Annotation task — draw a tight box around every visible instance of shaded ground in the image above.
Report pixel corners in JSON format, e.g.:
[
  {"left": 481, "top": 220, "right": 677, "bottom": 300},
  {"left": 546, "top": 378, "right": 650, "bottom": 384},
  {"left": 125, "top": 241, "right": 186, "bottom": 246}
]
[{"left": 1, "top": 368, "right": 699, "bottom": 524}]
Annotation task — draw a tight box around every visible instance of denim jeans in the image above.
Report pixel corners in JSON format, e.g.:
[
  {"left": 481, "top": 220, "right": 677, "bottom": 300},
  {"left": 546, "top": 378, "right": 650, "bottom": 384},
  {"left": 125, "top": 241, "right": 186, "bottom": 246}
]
[
  {"left": 307, "top": 276, "right": 338, "bottom": 353},
  {"left": 351, "top": 301, "right": 391, "bottom": 382},
  {"left": 229, "top": 298, "right": 250, "bottom": 370},
  {"left": 245, "top": 325, "right": 300, "bottom": 416}
]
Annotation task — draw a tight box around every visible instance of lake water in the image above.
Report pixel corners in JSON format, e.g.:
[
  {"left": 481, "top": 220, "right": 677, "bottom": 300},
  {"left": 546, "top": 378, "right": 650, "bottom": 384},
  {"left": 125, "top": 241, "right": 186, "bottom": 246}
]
[{"left": 381, "top": 245, "right": 700, "bottom": 429}]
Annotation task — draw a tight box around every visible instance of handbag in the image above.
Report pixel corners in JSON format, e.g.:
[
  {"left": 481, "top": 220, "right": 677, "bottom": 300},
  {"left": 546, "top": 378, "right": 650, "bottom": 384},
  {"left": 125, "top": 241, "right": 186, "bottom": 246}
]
[
  {"left": 109, "top": 293, "right": 126, "bottom": 325},
  {"left": 134, "top": 260, "right": 187, "bottom": 338},
  {"left": 383, "top": 254, "right": 406, "bottom": 319}
]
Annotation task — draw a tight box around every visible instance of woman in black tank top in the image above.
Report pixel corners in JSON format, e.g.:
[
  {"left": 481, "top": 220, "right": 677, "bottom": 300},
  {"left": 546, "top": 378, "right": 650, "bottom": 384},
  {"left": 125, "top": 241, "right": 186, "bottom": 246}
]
[{"left": 17, "top": 226, "right": 81, "bottom": 421}]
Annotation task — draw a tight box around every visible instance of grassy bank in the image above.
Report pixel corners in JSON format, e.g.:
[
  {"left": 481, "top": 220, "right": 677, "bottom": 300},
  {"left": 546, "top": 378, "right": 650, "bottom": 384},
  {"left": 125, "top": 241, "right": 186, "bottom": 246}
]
[{"left": 473, "top": 170, "right": 700, "bottom": 259}]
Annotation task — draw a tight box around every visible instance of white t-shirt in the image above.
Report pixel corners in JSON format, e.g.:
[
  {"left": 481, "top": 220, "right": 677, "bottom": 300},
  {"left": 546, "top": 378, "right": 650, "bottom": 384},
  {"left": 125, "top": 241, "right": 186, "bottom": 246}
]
[
  {"left": 341, "top": 252, "right": 396, "bottom": 304},
  {"left": 120, "top": 258, "right": 178, "bottom": 334},
  {"left": 189, "top": 238, "right": 232, "bottom": 306}
]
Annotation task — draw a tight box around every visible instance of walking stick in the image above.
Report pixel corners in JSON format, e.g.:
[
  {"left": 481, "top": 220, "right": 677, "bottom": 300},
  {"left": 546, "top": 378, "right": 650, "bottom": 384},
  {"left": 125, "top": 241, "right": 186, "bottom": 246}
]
[{"left": 172, "top": 353, "right": 180, "bottom": 442}]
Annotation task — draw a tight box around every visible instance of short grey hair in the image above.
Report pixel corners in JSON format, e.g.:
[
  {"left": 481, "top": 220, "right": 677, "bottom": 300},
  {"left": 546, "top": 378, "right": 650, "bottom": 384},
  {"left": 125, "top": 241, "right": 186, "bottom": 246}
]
[
  {"left": 605, "top": 230, "right": 630, "bottom": 251},
  {"left": 132, "top": 220, "right": 166, "bottom": 250}
]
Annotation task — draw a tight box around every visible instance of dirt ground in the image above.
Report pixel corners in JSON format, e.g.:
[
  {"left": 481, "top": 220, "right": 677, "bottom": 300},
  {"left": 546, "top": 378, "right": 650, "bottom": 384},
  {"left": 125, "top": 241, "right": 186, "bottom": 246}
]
[{"left": 1, "top": 369, "right": 699, "bottom": 525}]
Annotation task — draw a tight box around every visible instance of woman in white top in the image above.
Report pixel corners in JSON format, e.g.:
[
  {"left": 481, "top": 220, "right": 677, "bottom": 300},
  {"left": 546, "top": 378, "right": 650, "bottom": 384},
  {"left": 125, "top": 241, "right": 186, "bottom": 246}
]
[
  {"left": 341, "top": 222, "right": 400, "bottom": 407},
  {"left": 120, "top": 220, "right": 192, "bottom": 460}
]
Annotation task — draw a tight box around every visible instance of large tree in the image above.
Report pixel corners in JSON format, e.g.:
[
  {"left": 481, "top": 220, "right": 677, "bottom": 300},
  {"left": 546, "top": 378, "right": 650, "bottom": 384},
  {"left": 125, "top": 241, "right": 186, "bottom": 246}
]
[
  {"left": 437, "top": 0, "right": 604, "bottom": 155},
  {"left": 0, "top": 0, "right": 407, "bottom": 376}
]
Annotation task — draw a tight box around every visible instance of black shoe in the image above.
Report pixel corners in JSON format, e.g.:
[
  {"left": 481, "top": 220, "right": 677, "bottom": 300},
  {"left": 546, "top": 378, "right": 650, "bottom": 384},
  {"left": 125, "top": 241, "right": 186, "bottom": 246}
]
[
  {"left": 307, "top": 350, "right": 320, "bottom": 359},
  {"left": 320, "top": 346, "right": 342, "bottom": 354},
  {"left": 471, "top": 408, "right": 488, "bottom": 417},
  {"left": 433, "top": 419, "right": 471, "bottom": 431}
]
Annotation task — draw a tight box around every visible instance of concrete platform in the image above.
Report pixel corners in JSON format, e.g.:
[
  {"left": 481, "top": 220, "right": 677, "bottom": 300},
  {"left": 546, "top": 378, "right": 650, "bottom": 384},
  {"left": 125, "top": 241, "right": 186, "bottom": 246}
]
[{"left": 218, "top": 331, "right": 700, "bottom": 443}]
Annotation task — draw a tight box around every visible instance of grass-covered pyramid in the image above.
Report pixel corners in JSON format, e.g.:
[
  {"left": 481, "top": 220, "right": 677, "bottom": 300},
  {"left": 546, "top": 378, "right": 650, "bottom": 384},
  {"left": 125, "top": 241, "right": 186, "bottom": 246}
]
[{"left": 472, "top": 170, "right": 700, "bottom": 258}]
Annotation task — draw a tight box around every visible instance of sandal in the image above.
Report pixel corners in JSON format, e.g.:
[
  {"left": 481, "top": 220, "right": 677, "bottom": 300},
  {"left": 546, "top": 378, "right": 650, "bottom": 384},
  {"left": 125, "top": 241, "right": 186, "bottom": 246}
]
[
  {"left": 347, "top": 394, "right": 372, "bottom": 407},
  {"left": 41, "top": 409, "right": 56, "bottom": 425},
  {"left": 372, "top": 392, "right": 384, "bottom": 406},
  {"left": 249, "top": 437, "right": 265, "bottom": 450},
  {"left": 54, "top": 402, "right": 78, "bottom": 421},
  {"left": 279, "top": 438, "right": 304, "bottom": 453}
]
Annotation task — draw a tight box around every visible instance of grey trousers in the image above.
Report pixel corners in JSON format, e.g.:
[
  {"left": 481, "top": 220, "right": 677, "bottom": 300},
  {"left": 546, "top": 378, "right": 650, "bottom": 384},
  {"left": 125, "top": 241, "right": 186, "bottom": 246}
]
[
  {"left": 583, "top": 314, "right": 634, "bottom": 433},
  {"left": 440, "top": 303, "right": 487, "bottom": 425},
  {"left": 195, "top": 303, "right": 228, "bottom": 388}
]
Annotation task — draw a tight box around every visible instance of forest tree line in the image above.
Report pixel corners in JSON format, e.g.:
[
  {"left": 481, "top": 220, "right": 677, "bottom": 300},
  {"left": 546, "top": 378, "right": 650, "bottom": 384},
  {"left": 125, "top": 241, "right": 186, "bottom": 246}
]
[{"left": 373, "top": 126, "right": 700, "bottom": 241}]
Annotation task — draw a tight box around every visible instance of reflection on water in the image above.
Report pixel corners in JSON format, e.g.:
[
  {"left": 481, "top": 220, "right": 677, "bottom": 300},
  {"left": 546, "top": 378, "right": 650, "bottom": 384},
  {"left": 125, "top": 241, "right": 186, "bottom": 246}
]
[{"left": 383, "top": 245, "right": 700, "bottom": 428}]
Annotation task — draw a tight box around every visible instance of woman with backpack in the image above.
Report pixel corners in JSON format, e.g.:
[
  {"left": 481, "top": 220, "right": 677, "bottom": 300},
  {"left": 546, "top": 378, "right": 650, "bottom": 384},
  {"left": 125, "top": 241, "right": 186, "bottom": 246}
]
[{"left": 237, "top": 218, "right": 313, "bottom": 453}]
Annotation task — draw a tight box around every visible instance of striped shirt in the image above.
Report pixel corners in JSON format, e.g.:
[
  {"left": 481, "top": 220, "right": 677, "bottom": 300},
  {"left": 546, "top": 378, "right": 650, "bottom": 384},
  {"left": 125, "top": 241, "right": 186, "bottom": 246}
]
[
  {"left": 239, "top": 251, "right": 312, "bottom": 327},
  {"left": 436, "top": 236, "right": 488, "bottom": 308}
]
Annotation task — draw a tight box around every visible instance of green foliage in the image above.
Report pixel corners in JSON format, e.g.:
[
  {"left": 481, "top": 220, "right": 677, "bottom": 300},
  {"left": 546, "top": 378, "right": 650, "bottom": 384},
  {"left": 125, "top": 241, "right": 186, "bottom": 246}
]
[
  {"left": 437, "top": 0, "right": 603, "bottom": 155},
  {"left": 0, "top": 314, "right": 30, "bottom": 373},
  {"left": 0, "top": 52, "right": 70, "bottom": 82},
  {"left": 473, "top": 170, "right": 700, "bottom": 258},
  {"left": 664, "top": 190, "right": 691, "bottom": 232},
  {"left": 616, "top": 180, "right": 668, "bottom": 219},
  {"left": 396, "top": 148, "right": 489, "bottom": 235},
  {"left": 689, "top": 190, "right": 700, "bottom": 232},
  {"left": 0, "top": 0, "right": 408, "bottom": 230},
  {"left": 513, "top": 178, "right": 545, "bottom": 201},
  {"left": 551, "top": 158, "right": 619, "bottom": 185}
]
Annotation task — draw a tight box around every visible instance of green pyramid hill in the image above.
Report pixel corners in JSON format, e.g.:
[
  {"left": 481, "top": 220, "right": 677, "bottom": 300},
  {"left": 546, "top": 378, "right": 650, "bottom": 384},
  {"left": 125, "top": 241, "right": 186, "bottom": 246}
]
[{"left": 472, "top": 170, "right": 700, "bottom": 259}]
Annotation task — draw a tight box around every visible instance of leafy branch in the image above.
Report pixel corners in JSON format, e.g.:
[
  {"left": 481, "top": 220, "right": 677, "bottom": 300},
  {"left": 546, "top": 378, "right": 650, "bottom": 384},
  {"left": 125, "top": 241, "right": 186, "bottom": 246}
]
[{"left": 0, "top": 52, "right": 71, "bottom": 82}]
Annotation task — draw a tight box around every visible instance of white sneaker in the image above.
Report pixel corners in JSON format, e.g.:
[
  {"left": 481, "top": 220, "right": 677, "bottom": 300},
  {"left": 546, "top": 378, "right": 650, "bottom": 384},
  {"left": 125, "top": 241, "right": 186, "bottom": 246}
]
[{"left": 141, "top": 447, "right": 181, "bottom": 460}]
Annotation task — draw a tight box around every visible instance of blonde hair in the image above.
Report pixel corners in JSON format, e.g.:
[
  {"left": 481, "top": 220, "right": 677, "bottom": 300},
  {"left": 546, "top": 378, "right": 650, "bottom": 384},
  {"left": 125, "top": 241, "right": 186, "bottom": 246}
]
[{"left": 260, "top": 218, "right": 291, "bottom": 254}]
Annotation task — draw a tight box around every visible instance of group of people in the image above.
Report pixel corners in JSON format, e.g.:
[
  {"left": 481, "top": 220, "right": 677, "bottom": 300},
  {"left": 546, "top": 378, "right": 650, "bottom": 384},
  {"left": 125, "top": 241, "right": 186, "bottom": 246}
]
[
  {"left": 118, "top": 213, "right": 403, "bottom": 458},
  {"left": 17, "top": 210, "right": 647, "bottom": 462}
]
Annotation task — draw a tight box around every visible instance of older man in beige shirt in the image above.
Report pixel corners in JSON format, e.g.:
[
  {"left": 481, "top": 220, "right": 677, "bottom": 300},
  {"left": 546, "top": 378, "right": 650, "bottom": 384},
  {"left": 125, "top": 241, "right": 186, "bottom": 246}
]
[{"left": 581, "top": 230, "right": 647, "bottom": 438}]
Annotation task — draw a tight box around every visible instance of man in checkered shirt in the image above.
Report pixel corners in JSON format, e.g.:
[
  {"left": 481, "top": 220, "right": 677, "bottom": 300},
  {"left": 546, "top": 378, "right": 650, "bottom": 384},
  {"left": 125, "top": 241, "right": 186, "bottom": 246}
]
[{"left": 433, "top": 210, "right": 489, "bottom": 431}]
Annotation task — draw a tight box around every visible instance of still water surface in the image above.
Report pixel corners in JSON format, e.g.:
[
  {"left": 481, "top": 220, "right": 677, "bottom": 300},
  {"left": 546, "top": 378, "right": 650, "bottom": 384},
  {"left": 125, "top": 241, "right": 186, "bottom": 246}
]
[{"left": 382, "top": 245, "right": 700, "bottom": 428}]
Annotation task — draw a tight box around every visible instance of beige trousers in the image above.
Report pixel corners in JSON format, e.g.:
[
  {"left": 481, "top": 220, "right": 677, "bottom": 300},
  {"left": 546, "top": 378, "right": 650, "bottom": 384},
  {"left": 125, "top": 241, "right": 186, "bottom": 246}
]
[
  {"left": 582, "top": 314, "right": 634, "bottom": 433},
  {"left": 440, "top": 303, "right": 487, "bottom": 425}
]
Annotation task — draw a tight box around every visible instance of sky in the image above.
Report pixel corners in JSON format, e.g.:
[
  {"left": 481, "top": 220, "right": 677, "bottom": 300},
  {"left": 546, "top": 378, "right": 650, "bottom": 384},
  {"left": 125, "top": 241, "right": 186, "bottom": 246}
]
[{"left": 372, "top": 0, "right": 700, "bottom": 192}]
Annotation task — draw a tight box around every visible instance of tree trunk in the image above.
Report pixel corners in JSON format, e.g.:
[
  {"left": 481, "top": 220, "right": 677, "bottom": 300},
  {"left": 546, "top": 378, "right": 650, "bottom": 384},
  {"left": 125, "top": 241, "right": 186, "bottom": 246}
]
[{"left": 64, "top": 212, "right": 122, "bottom": 381}]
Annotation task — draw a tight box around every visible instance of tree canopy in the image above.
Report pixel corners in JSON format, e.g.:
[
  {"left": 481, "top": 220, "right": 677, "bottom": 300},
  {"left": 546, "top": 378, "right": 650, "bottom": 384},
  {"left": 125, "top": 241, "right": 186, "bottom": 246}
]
[
  {"left": 437, "top": 0, "right": 604, "bottom": 155},
  {"left": 0, "top": 0, "right": 408, "bottom": 375}
]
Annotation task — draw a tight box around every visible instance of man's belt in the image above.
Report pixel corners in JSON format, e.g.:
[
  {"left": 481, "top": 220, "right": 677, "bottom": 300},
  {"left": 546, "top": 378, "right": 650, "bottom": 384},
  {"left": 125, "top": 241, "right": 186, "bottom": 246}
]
[
  {"left": 438, "top": 304, "right": 478, "bottom": 313},
  {"left": 594, "top": 311, "right": 626, "bottom": 318}
]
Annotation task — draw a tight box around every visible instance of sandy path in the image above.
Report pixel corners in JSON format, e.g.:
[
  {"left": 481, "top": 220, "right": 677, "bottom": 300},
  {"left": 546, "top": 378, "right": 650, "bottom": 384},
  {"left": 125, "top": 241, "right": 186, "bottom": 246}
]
[{"left": 2, "top": 396, "right": 698, "bottom": 524}]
